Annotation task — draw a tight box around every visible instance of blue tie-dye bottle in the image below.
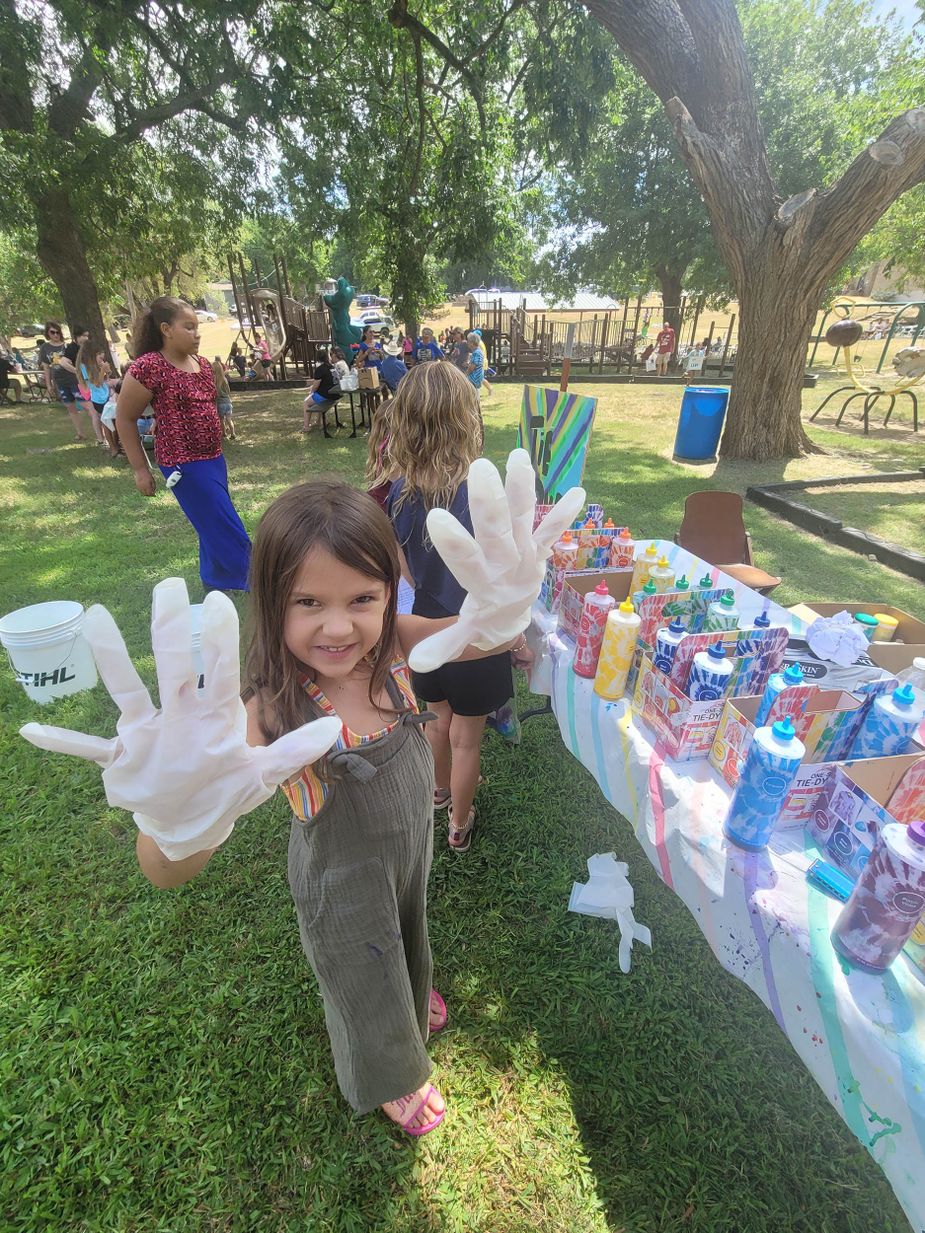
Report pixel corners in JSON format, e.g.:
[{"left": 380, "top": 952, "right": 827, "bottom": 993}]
[{"left": 724, "top": 717, "right": 806, "bottom": 851}]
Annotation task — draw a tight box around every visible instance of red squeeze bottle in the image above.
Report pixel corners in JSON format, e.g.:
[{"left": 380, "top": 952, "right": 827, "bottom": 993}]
[{"left": 573, "top": 580, "right": 616, "bottom": 677}]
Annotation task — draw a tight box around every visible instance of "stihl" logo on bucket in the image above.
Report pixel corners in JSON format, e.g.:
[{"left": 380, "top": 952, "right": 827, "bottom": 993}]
[{"left": 16, "top": 666, "right": 77, "bottom": 687}]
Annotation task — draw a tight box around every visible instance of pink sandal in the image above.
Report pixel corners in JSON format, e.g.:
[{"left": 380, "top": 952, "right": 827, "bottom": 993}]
[
  {"left": 448, "top": 805, "right": 475, "bottom": 853},
  {"left": 388, "top": 1085, "right": 446, "bottom": 1137},
  {"left": 429, "top": 988, "right": 447, "bottom": 1034}
]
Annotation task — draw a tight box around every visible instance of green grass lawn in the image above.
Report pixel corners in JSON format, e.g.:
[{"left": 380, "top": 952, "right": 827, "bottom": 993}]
[
  {"left": 1, "top": 381, "right": 921, "bottom": 1233},
  {"left": 779, "top": 479, "right": 925, "bottom": 557}
]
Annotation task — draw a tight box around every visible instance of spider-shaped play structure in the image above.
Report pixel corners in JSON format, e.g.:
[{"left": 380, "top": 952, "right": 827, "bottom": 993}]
[{"left": 809, "top": 317, "right": 923, "bottom": 433}]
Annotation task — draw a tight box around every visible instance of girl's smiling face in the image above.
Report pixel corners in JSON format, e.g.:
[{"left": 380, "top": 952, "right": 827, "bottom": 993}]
[{"left": 284, "top": 546, "right": 390, "bottom": 681}]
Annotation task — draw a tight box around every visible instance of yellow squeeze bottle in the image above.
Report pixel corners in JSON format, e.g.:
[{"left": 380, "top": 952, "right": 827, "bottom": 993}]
[
  {"left": 629, "top": 541, "right": 658, "bottom": 595},
  {"left": 593, "top": 600, "right": 642, "bottom": 700}
]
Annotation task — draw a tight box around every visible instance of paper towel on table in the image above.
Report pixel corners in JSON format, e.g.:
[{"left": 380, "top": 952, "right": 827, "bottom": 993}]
[
  {"left": 569, "top": 852, "right": 652, "bottom": 973},
  {"left": 806, "top": 611, "right": 869, "bottom": 668}
]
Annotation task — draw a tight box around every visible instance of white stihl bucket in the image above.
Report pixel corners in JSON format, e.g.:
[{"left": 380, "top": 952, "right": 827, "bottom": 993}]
[{"left": 0, "top": 600, "right": 97, "bottom": 704}]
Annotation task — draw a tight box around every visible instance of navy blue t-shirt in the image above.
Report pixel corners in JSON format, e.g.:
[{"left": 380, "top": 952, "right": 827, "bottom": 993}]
[
  {"left": 387, "top": 478, "right": 471, "bottom": 618},
  {"left": 380, "top": 354, "right": 407, "bottom": 392}
]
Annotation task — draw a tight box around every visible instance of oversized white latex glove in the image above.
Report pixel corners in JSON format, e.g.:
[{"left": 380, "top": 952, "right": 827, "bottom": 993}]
[
  {"left": 408, "top": 448, "right": 585, "bottom": 673},
  {"left": 20, "top": 578, "right": 342, "bottom": 861}
]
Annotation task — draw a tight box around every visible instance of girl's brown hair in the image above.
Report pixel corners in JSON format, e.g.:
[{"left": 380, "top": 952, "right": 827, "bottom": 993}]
[
  {"left": 131, "top": 295, "right": 189, "bottom": 357},
  {"left": 244, "top": 480, "right": 401, "bottom": 743},
  {"left": 77, "top": 337, "right": 105, "bottom": 387},
  {"left": 366, "top": 359, "right": 483, "bottom": 508}
]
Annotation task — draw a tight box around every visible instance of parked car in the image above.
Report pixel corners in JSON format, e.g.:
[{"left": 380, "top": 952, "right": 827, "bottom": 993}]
[
  {"left": 350, "top": 312, "right": 396, "bottom": 333},
  {"left": 195, "top": 309, "right": 218, "bottom": 322},
  {"left": 356, "top": 293, "right": 390, "bottom": 308},
  {"left": 17, "top": 324, "right": 43, "bottom": 337}
]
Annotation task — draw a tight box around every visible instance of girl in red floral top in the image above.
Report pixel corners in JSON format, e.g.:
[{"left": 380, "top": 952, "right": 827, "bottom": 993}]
[{"left": 116, "top": 297, "right": 251, "bottom": 592}]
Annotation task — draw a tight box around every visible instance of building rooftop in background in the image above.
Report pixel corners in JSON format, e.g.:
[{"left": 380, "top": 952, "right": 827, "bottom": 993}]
[{"left": 466, "top": 289, "right": 626, "bottom": 312}]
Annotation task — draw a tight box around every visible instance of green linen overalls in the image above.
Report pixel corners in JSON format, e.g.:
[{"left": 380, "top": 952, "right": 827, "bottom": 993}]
[{"left": 287, "top": 674, "right": 436, "bottom": 1113}]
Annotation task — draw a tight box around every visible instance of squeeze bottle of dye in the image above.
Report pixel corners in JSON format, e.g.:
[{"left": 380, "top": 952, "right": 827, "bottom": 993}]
[
  {"left": 610, "top": 527, "right": 635, "bottom": 569},
  {"left": 630, "top": 542, "right": 659, "bottom": 595},
  {"left": 754, "top": 662, "right": 804, "bottom": 728},
  {"left": 849, "top": 683, "right": 925, "bottom": 759},
  {"left": 596, "top": 519, "right": 616, "bottom": 568},
  {"left": 703, "top": 592, "right": 739, "bottom": 633},
  {"left": 649, "top": 555, "right": 676, "bottom": 594},
  {"left": 698, "top": 572, "right": 715, "bottom": 590},
  {"left": 831, "top": 820, "right": 925, "bottom": 971},
  {"left": 547, "top": 530, "right": 578, "bottom": 609},
  {"left": 573, "top": 580, "right": 616, "bottom": 678},
  {"left": 654, "top": 619, "right": 686, "bottom": 675},
  {"left": 574, "top": 519, "right": 596, "bottom": 569},
  {"left": 897, "top": 657, "right": 925, "bottom": 694},
  {"left": 686, "top": 642, "right": 734, "bottom": 701},
  {"left": 593, "top": 600, "right": 641, "bottom": 700},
  {"left": 753, "top": 611, "right": 771, "bottom": 629},
  {"left": 723, "top": 717, "right": 806, "bottom": 852},
  {"left": 674, "top": 574, "right": 690, "bottom": 592}
]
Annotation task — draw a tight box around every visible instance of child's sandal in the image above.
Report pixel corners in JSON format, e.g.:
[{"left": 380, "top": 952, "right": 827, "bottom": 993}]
[
  {"left": 448, "top": 806, "right": 475, "bottom": 854},
  {"left": 433, "top": 788, "right": 451, "bottom": 810}
]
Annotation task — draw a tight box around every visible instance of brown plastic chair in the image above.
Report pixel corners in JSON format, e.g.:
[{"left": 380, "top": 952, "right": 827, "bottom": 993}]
[{"left": 675, "top": 491, "right": 781, "bottom": 595}]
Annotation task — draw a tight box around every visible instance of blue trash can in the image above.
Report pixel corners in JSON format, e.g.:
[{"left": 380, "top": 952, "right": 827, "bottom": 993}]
[{"left": 673, "top": 386, "right": 730, "bottom": 462}]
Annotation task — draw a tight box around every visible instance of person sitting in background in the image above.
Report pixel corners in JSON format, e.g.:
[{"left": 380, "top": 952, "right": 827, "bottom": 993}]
[
  {"left": 380, "top": 342, "right": 408, "bottom": 395},
  {"left": 302, "top": 347, "right": 341, "bottom": 433},
  {"left": 229, "top": 343, "right": 246, "bottom": 380},
  {"left": 330, "top": 346, "right": 350, "bottom": 386},
  {"left": 414, "top": 327, "right": 444, "bottom": 364}
]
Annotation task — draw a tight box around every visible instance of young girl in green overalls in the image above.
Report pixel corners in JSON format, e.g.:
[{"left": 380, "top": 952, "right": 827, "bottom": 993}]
[{"left": 21, "top": 464, "right": 583, "bottom": 1138}]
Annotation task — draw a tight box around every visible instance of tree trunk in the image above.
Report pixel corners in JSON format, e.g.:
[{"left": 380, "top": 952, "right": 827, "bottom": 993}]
[
  {"left": 34, "top": 187, "right": 113, "bottom": 360},
  {"left": 656, "top": 268, "right": 684, "bottom": 343},
  {"left": 720, "top": 260, "right": 819, "bottom": 458}
]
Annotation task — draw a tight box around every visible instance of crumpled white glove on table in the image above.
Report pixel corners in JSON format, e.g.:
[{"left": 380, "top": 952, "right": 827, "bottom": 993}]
[
  {"left": 20, "top": 578, "right": 342, "bottom": 861},
  {"left": 408, "top": 448, "right": 585, "bottom": 673}
]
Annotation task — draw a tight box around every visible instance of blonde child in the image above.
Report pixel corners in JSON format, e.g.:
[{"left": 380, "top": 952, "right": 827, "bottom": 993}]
[
  {"left": 212, "top": 357, "right": 236, "bottom": 440},
  {"left": 371, "top": 363, "right": 507, "bottom": 853},
  {"left": 21, "top": 470, "right": 583, "bottom": 1136}
]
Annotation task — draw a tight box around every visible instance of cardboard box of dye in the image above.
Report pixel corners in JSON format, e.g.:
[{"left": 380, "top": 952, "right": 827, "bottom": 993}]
[
  {"left": 710, "top": 686, "right": 880, "bottom": 780},
  {"left": 557, "top": 570, "right": 632, "bottom": 641},
  {"left": 789, "top": 602, "right": 925, "bottom": 657},
  {"left": 631, "top": 653, "right": 727, "bottom": 760},
  {"left": 808, "top": 753, "right": 925, "bottom": 880}
]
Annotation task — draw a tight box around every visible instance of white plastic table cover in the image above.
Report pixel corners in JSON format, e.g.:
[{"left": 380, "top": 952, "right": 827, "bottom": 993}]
[{"left": 527, "top": 540, "right": 925, "bottom": 1233}]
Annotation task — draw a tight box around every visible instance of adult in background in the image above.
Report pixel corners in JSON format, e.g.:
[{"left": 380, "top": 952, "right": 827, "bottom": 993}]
[
  {"left": 449, "top": 327, "right": 469, "bottom": 373},
  {"left": 654, "top": 320, "right": 675, "bottom": 377},
  {"left": 357, "top": 325, "right": 384, "bottom": 371},
  {"left": 38, "top": 321, "right": 94, "bottom": 441},
  {"left": 116, "top": 296, "right": 251, "bottom": 593},
  {"left": 302, "top": 347, "right": 341, "bottom": 433},
  {"left": 380, "top": 342, "right": 408, "bottom": 395},
  {"left": 414, "top": 327, "right": 444, "bottom": 364}
]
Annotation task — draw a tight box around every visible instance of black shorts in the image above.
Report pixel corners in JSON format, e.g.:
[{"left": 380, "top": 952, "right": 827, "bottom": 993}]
[{"left": 411, "top": 652, "right": 513, "bottom": 717}]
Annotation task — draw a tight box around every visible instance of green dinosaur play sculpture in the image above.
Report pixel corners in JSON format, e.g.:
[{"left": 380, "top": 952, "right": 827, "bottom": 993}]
[{"left": 324, "top": 275, "right": 363, "bottom": 364}]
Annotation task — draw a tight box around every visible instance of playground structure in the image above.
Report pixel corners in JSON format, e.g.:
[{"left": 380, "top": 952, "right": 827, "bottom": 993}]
[
  {"left": 226, "top": 253, "right": 331, "bottom": 378},
  {"left": 807, "top": 299, "right": 924, "bottom": 374},
  {"left": 809, "top": 316, "right": 923, "bottom": 434},
  {"left": 469, "top": 295, "right": 740, "bottom": 379}
]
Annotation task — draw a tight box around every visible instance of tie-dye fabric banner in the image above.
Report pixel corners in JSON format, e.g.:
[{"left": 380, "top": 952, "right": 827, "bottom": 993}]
[{"left": 517, "top": 385, "right": 598, "bottom": 500}]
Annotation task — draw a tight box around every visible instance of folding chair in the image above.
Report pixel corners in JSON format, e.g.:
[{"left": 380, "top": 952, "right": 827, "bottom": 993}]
[{"left": 675, "top": 491, "right": 781, "bottom": 595}]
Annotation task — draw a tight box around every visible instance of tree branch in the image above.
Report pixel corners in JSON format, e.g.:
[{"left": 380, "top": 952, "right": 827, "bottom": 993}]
[
  {"left": 810, "top": 107, "right": 925, "bottom": 270},
  {"left": 388, "top": 0, "right": 487, "bottom": 132}
]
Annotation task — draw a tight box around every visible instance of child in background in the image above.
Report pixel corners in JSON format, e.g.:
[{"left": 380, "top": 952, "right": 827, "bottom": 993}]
[
  {"left": 116, "top": 296, "right": 251, "bottom": 593},
  {"left": 78, "top": 340, "right": 114, "bottom": 452},
  {"left": 374, "top": 363, "right": 512, "bottom": 853},
  {"left": 212, "top": 357, "right": 236, "bottom": 441},
  {"left": 330, "top": 346, "right": 350, "bottom": 386}
]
